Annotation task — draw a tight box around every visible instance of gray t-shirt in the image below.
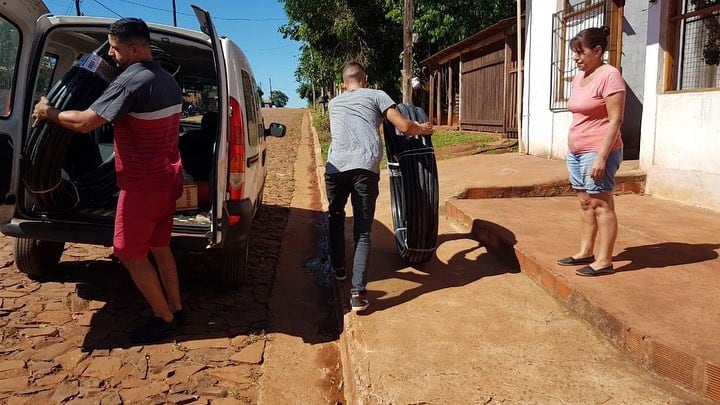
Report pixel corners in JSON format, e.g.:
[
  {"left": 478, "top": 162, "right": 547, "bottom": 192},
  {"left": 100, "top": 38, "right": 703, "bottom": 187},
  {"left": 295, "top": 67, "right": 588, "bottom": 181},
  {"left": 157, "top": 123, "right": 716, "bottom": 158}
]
[{"left": 326, "top": 87, "right": 396, "bottom": 174}]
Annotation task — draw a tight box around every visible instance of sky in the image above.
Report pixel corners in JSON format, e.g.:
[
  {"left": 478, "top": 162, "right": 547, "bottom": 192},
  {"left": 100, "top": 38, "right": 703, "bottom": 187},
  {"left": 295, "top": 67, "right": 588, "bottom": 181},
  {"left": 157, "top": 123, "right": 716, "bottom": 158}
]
[{"left": 44, "top": 0, "right": 306, "bottom": 107}]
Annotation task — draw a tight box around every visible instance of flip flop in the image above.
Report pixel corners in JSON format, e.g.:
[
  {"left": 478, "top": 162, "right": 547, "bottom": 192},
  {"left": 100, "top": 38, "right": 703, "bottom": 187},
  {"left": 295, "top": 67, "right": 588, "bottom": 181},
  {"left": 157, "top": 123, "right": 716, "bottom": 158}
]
[
  {"left": 557, "top": 255, "right": 595, "bottom": 266},
  {"left": 576, "top": 264, "right": 614, "bottom": 276}
]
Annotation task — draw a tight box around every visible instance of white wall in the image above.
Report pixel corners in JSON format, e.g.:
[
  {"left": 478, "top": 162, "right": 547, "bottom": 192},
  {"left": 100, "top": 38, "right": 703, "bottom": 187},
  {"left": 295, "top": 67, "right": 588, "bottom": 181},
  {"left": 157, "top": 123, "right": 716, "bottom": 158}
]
[
  {"left": 522, "top": 0, "right": 561, "bottom": 158},
  {"left": 523, "top": 0, "right": 720, "bottom": 211},
  {"left": 640, "top": 1, "right": 720, "bottom": 211}
]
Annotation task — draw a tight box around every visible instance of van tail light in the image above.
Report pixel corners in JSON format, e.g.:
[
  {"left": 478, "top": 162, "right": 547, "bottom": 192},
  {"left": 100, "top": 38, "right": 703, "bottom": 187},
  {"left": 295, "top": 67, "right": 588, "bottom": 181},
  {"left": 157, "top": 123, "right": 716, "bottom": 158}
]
[{"left": 228, "top": 97, "right": 245, "bottom": 226}]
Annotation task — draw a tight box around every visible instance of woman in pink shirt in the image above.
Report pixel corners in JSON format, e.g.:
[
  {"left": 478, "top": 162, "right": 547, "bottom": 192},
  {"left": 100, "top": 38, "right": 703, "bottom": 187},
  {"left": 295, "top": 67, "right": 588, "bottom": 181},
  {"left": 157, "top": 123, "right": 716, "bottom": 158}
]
[{"left": 557, "top": 26, "right": 626, "bottom": 276}]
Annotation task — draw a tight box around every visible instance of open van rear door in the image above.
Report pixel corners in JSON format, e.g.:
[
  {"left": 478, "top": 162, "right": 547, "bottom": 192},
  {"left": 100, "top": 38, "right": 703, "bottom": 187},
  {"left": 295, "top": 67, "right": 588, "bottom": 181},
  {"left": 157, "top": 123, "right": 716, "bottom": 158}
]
[
  {"left": 192, "top": 5, "right": 228, "bottom": 246},
  {"left": 0, "top": 1, "right": 49, "bottom": 224}
]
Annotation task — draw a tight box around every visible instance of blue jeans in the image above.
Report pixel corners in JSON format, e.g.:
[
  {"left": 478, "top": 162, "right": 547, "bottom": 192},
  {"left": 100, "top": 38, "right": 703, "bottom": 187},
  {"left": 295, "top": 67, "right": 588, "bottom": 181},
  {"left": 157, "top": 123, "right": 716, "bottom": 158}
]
[
  {"left": 325, "top": 169, "right": 379, "bottom": 295},
  {"left": 566, "top": 149, "right": 623, "bottom": 194}
]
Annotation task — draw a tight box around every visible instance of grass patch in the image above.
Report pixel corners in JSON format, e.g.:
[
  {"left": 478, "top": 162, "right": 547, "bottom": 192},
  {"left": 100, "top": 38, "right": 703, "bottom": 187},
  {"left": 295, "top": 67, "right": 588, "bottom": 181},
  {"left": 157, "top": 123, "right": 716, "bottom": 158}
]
[
  {"left": 430, "top": 130, "right": 496, "bottom": 150},
  {"left": 312, "top": 109, "right": 332, "bottom": 162}
]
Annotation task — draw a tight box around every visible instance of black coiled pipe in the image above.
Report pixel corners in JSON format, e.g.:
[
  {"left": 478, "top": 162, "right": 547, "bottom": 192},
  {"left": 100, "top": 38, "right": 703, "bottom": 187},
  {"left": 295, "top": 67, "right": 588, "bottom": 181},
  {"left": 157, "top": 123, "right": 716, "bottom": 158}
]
[
  {"left": 382, "top": 103, "right": 439, "bottom": 264},
  {"left": 23, "top": 42, "right": 117, "bottom": 212}
]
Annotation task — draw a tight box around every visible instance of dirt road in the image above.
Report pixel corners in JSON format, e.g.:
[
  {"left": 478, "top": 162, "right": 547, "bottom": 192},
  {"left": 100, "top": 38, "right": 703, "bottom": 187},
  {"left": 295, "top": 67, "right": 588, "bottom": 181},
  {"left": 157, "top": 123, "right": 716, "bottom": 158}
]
[{"left": 0, "top": 108, "right": 322, "bottom": 404}]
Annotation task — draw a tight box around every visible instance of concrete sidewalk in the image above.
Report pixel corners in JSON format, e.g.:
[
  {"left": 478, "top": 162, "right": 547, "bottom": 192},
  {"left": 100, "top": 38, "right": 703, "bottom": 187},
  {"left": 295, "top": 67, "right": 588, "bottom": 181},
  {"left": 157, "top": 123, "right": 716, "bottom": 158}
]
[
  {"left": 442, "top": 153, "right": 720, "bottom": 403},
  {"left": 316, "top": 141, "right": 720, "bottom": 404}
]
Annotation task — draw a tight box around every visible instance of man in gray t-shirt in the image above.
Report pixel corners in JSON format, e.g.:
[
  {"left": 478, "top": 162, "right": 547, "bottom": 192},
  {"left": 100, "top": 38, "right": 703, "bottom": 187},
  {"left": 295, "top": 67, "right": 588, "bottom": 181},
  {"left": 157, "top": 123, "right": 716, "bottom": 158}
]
[{"left": 326, "top": 62, "right": 433, "bottom": 312}]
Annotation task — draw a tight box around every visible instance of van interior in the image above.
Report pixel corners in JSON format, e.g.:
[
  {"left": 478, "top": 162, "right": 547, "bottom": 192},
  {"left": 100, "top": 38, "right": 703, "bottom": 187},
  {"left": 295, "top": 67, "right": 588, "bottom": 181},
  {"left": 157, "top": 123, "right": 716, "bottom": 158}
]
[{"left": 27, "top": 25, "right": 219, "bottom": 233}]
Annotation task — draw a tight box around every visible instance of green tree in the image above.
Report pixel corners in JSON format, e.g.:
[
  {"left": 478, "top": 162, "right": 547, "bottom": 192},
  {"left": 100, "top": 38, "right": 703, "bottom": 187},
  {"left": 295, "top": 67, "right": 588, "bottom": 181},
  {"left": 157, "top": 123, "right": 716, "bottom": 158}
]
[
  {"left": 280, "top": 0, "right": 402, "bottom": 100},
  {"left": 385, "top": 0, "right": 516, "bottom": 58},
  {"left": 270, "top": 90, "right": 289, "bottom": 107},
  {"left": 0, "top": 20, "right": 20, "bottom": 91},
  {"left": 0, "top": 20, "right": 19, "bottom": 68},
  {"left": 281, "top": 0, "right": 518, "bottom": 99},
  {"left": 296, "top": 82, "right": 316, "bottom": 107}
]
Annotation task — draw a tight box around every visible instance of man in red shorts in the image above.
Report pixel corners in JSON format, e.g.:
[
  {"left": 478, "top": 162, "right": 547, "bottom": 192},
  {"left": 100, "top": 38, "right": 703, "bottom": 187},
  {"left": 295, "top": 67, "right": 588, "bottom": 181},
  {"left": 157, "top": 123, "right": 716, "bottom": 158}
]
[{"left": 32, "top": 18, "right": 184, "bottom": 343}]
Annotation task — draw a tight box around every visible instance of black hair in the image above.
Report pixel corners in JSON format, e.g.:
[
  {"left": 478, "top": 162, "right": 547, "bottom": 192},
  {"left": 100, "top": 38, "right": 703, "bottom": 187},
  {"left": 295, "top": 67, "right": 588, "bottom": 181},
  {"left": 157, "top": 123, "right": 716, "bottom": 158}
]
[
  {"left": 342, "top": 62, "right": 366, "bottom": 83},
  {"left": 570, "top": 26, "right": 610, "bottom": 53},
  {"left": 108, "top": 18, "right": 150, "bottom": 44}
]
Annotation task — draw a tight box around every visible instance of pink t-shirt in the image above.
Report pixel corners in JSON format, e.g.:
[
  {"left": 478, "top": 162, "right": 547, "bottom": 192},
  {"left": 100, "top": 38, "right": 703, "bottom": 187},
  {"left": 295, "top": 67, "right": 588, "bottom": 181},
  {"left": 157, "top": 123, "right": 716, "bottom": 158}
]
[{"left": 567, "top": 64, "right": 625, "bottom": 154}]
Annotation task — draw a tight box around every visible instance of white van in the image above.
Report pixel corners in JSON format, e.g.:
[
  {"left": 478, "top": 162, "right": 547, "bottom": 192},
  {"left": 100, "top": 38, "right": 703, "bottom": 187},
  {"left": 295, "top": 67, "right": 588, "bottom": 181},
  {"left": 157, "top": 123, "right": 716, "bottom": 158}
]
[{"left": 0, "top": 2, "right": 286, "bottom": 287}]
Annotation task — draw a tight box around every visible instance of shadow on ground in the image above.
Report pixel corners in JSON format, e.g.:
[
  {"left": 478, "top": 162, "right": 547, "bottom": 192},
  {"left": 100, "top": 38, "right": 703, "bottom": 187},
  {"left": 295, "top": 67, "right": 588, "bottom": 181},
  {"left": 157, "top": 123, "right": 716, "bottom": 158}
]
[
  {"left": 28, "top": 205, "right": 522, "bottom": 351},
  {"left": 331, "top": 217, "right": 520, "bottom": 319},
  {"left": 613, "top": 242, "right": 720, "bottom": 272}
]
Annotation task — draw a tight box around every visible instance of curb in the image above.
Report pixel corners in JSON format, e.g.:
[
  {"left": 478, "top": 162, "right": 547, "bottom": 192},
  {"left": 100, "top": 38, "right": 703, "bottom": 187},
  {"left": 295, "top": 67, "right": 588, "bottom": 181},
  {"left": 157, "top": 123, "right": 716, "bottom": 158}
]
[
  {"left": 445, "top": 195, "right": 720, "bottom": 403},
  {"left": 460, "top": 172, "right": 646, "bottom": 199},
  {"left": 307, "top": 111, "right": 361, "bottom": 405}
]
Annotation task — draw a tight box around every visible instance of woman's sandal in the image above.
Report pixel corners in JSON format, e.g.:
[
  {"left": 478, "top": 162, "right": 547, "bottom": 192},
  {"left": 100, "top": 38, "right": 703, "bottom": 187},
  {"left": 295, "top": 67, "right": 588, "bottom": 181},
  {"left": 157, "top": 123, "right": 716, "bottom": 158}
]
[
  {"left": 576, "top": 264, "right": 614, "bottom": 276},
  {"left": 557, "top": 255, "right": 595, "bottom": 266}
]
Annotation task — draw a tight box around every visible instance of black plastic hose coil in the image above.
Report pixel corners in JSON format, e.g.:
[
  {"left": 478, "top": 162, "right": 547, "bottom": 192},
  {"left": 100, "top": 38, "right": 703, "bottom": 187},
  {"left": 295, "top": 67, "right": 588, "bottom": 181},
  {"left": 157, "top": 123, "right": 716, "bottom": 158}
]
[
  {"left": 23, "top": 45, "right": 117, "bottom": 212},
  {"left": 382, "top": 103, "right": 439, "bottom": 264}
]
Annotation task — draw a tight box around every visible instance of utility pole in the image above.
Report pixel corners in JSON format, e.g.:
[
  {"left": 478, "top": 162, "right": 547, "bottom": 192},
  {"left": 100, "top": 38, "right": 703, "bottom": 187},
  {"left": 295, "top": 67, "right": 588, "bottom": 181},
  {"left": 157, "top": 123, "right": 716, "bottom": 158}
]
[
  {"left": 516, "top": 0, "right": 524, "bottom": 153},
  {"left": 402, "top": 0, "right": 413, "bottom": 103},
  {"left": 172, "top": 0, "right": 177, "bottom": 26},
  {"left": 75, "top": 0, "right": 82, "bottom": 16}
]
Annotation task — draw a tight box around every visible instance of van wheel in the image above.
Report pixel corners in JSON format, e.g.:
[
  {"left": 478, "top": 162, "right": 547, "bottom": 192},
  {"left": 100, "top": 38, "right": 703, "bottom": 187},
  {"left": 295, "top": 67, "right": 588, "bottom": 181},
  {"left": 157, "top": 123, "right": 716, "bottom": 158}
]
[
  {"left": 221, "top": 237, "right": 250, "bottom": 288},
  {"left": 14, "top": 238, "right": 65, "bottom": 279}
]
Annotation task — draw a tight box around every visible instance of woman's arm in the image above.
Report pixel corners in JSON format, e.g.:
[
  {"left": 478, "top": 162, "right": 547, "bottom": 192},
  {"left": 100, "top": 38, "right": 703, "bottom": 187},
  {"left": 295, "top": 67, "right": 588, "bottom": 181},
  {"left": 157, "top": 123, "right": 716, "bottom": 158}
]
[{"left": 590, "top": 91, "right": 625, "bottom": 179}]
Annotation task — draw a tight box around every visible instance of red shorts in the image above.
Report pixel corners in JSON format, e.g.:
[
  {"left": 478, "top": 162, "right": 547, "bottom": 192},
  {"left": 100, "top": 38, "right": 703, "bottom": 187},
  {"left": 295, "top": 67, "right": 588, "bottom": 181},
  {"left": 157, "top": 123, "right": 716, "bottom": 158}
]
[{"left": 113, "top": 188, "right": 176, "bottom": 259}]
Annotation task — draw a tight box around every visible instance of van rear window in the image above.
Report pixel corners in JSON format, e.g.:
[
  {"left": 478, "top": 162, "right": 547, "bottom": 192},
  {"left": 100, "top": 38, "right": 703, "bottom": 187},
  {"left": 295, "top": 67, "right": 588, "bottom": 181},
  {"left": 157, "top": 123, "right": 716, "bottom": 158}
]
[
  {"left": 0, "top": 17, "right": 20, "bottom": 117},
  {"left": 35, "top": 53, "right": 59, "bottom": 99}
]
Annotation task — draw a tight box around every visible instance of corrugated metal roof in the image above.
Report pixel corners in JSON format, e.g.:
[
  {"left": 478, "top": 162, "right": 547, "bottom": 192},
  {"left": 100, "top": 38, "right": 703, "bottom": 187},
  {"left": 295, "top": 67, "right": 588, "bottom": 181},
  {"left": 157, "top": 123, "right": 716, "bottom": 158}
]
[{"left": 420, "top": 15, "right": 523, "bottom": 68}]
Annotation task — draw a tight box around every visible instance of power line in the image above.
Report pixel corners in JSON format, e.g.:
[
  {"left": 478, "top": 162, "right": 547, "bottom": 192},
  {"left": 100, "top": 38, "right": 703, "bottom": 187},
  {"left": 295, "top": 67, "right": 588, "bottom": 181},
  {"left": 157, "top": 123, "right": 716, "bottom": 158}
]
[
  {"left": 90, "top": 0, "right": 123, "bottom": 18},
  {"left": 116, "top": 0, "right": 287, "bottom": 21},
  {"left": 65, "top": 0, "right": 75, "bottom": 15},
  {"left": 51, "top": 0, "right": 287, "bottom": 22}
]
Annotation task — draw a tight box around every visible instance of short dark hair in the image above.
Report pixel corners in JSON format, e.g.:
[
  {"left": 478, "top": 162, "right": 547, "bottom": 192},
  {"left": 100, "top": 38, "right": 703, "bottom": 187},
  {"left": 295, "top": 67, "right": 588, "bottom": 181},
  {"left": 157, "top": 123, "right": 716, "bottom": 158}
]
[
  {"left": 108, "top": 18, "right": 150, "bottom": 43},
  {"left": 570, "top": 26, "right": 610, "bottom": 53},
  {"left": 342, "top": 62, "right": 366, "bottom": 83}
]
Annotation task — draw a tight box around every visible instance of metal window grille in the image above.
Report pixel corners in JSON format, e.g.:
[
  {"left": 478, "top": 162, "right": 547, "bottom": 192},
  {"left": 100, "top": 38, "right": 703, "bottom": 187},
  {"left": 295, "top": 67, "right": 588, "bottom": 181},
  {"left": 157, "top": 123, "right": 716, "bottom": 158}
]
[
  {"left": 676, "top": 1, "right": 720, "bottom": 90},
  {"left": 550, "top": 0, "right": 609, "bottom": 111}
]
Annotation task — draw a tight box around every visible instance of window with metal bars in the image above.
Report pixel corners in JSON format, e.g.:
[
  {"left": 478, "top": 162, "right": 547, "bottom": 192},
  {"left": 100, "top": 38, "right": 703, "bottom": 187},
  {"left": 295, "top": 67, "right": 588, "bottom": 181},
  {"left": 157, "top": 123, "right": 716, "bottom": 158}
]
[
  {"left": 549, "top": 0, "right": 622, "bottom": 110},
  {"left": 669, "top": 0, "right": 720, "bottom": 90}
]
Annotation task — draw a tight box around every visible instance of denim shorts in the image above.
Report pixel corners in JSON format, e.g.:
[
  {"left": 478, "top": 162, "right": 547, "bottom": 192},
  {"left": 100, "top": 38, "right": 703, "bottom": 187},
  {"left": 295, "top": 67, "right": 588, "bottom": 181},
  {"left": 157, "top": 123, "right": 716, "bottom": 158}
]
[{"left": 566, "top": 149, "right": 623, "bottom": 194}]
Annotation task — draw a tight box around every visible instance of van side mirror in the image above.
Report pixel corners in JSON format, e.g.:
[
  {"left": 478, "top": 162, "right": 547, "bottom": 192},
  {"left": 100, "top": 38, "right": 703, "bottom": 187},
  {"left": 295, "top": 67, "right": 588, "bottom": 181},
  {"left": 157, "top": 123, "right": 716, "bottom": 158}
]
[{"left": 265, "top": 122, "right": 286, "bottom": 138}]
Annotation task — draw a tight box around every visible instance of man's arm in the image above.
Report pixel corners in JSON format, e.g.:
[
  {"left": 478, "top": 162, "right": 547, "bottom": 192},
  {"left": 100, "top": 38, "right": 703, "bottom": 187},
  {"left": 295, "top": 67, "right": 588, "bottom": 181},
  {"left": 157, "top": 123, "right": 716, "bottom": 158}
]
[
  {"left": 384, "top": 107, "right": 433, "bottom": 136},
  {"left": 32, "top": 96, "right": 108, "bottom": 133}
]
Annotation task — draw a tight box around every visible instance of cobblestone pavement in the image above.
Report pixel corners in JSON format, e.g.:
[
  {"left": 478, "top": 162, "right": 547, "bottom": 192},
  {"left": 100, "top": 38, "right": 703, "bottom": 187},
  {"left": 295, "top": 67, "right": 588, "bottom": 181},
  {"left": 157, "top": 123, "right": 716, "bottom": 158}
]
[{"left": 0, "top": 108, "right": 304, "bottom": 404}]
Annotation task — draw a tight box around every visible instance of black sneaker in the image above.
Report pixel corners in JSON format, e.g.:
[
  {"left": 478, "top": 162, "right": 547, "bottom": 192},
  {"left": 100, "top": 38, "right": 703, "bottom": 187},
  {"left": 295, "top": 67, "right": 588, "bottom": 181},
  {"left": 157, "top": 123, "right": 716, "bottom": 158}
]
[
  {"left": 129, "top": 316, "right": 180, "bottom": 344},
  {"left": 333, "top": 266, "right": 347, "bottom": 281},
  {"left": 350, "top": 293, "right": 369, "bottom": 311},
  {"left": 173, "top": 309, "right": 187, "bottom": 326}
]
